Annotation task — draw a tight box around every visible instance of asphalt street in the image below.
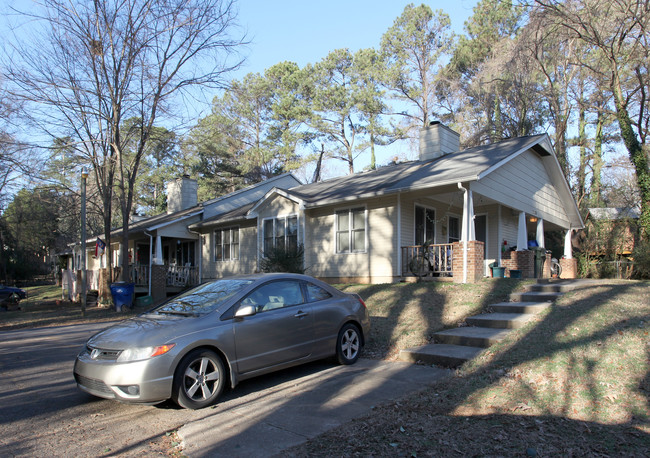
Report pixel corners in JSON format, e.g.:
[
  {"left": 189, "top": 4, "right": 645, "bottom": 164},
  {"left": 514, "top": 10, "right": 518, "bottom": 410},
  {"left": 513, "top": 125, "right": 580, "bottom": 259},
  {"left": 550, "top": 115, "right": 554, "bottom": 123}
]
[{"left": 0, "top": 321, "right": 450, "bottom": 457}]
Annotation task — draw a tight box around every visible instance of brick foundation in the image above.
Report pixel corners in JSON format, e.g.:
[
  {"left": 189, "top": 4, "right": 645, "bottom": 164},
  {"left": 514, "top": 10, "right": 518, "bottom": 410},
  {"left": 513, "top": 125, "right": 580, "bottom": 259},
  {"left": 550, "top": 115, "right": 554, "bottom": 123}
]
[
  {"left": 452, "top": 241, "right": 484, "bottom": 283},
  {"left": 151, "top": 264, "right": 167, "bottom": 303},
  {"left": 501, "top": 250, "right": 534, "bottom": 278},
  {"left": 560, "top": 258, "right": 578, "bottom": 279}
]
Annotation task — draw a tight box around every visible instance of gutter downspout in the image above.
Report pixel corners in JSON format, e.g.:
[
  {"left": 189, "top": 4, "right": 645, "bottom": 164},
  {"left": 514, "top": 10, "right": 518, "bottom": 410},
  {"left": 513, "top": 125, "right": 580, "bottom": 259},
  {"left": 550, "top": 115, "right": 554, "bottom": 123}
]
[
  {"left": 458, "top": 182, "right": 468, "bottom": 284},
  {"left": 144, "top": 231, "right": 153, "bottom": 297}
]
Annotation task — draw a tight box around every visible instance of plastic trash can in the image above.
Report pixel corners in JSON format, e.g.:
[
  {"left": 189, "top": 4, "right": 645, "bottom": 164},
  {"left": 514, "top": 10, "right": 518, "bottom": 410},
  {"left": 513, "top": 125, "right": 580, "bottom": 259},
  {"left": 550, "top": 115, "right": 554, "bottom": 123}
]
[
  {"left": 110, "top": 282, "right": 135, "bottom": 311},
  {"left": 532, "top": 247, "right": 546, "bottom": 278},
  {"left": 492, "top": 266, "right": 505, "bottom": 278},
  {"left": 510, "top": 269, "right": 522, "bottom": 278},
  {"left": 135, "top": 295, "right": 153, "bottom": 307}
]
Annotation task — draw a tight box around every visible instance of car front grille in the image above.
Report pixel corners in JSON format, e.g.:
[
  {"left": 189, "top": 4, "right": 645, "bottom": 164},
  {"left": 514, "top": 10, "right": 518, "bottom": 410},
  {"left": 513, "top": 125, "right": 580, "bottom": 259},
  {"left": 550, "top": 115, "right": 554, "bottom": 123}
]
[
  {"left": 87, "top": 346, "right": 121, "bottom": 361},
  {"left": 74, "top": 373, "right": 114, "bottom": 396}
]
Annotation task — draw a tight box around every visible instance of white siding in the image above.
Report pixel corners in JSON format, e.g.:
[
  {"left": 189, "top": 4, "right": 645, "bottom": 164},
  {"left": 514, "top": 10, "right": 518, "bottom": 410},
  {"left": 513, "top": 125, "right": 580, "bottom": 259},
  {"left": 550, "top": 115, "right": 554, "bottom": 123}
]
[{"left": 472, "top": 150, "right": 570, "bottom": 228}]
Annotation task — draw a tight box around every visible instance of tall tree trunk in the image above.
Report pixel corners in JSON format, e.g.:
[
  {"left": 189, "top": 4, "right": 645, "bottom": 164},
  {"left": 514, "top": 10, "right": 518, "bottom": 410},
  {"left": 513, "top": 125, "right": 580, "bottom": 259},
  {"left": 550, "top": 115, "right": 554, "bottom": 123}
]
[
  {"left": 591, "top": 110, "right": 605, "bottom": 206},
  {"left": 577, "top": 104, "right": 588, "bottom": 207},
  {"left": 612, "top": 75, "right": 650, "bottom": 239}
]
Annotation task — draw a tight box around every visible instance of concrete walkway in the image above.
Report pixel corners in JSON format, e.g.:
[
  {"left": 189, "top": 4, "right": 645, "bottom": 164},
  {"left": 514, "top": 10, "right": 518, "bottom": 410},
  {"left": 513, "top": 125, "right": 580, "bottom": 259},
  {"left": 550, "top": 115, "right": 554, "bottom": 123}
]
[{"left": 178, "top": 359, "right": 450, "bottom": 457}]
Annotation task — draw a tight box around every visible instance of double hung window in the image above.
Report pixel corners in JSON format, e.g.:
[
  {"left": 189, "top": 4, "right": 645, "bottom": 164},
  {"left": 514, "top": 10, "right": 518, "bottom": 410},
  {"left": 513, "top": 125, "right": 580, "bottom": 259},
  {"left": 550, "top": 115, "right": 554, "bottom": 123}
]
[
  {"left": 336, "top": 207, "right": 366, "bottom": 253},
  {"left": 263, "top": 216, "right": 298, "bottom": 254},
  {"left": 215, "top": 227, "right": 239, "bottom": 261}
]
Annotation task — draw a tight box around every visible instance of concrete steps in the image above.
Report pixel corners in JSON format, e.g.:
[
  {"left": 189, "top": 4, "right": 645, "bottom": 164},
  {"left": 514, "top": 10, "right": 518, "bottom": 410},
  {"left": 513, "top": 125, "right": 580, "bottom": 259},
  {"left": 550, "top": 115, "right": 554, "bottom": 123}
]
[{"left": 398, "top": 280, "right": 572, "bottom": 368}]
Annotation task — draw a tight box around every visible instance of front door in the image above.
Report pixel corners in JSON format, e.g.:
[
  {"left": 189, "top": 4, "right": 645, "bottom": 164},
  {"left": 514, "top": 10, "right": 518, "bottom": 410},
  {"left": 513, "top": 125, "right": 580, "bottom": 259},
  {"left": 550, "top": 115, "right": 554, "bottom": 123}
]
[{"left": 233, "top": 280, "right": 313, "bottom": 374}]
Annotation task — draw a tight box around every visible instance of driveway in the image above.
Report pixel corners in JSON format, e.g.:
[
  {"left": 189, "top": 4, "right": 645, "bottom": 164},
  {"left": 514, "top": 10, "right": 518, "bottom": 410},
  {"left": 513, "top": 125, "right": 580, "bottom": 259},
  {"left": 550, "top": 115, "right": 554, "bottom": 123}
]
[{"left": 0, "top": 322, "right": 449, "bottom": 456}]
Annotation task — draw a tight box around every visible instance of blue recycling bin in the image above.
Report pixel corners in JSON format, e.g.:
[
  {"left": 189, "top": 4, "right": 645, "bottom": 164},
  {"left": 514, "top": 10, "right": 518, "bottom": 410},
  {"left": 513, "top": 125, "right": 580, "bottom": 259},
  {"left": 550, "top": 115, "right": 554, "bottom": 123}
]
[{"left": 110, "top": 282, "right": 135, "bottom": 311}]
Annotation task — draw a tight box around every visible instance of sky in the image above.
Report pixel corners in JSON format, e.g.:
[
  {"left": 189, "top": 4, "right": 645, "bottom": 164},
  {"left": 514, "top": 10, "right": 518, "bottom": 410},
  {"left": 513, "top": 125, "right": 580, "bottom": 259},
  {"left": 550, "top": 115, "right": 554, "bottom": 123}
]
[
  {"left": 229, "top": 0, "right": 479, "bottom": 179},
  {"left": 0, "top": 0, "right": 480, "bottom": 183},
  {"left": 233, "top": 0, "right": 478, "bottom": 78}
]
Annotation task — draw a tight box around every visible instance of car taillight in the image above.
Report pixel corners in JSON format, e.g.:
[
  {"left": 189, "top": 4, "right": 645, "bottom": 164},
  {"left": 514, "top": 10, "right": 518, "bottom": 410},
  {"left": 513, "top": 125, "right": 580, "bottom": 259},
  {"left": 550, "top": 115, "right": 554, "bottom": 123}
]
[{"left": 357, "top": 296, "right": 367, "bottom": 309}]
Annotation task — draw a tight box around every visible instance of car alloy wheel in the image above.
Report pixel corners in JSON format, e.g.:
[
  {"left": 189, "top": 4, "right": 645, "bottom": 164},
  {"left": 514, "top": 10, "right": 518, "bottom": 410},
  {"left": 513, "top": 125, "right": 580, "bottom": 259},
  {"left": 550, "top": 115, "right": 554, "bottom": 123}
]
[
  {"left": 336, "top": 323, "right": 361, "bottom": 365},
  {"left": 173, "top": 349, "right": 225, "bottom": 409}
]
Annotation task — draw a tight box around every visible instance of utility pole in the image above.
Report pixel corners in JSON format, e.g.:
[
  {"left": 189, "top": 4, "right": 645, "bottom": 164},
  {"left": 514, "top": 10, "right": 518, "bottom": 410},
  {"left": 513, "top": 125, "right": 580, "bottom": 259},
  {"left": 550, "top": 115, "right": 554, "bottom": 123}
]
[{"left": 80, "top": 168, "right": 88, "bottom": 317}]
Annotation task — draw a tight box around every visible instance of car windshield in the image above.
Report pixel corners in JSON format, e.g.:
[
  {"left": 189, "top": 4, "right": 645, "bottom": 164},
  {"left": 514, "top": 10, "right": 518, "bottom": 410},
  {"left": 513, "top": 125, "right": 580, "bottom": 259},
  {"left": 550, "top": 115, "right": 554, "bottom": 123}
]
[{"left": 153, "top": 279, "right": 254, "bottom": 316}]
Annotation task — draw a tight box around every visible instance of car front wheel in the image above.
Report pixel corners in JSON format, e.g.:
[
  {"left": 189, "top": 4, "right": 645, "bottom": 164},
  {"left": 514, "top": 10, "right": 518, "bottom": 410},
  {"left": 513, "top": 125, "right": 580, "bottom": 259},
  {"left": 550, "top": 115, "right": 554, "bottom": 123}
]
[
  {"left": 172, "top": 349, "right": 225, "bottom": 409},
  {"left": 336, "top": 323, "right": 361, "bottom": 365}
]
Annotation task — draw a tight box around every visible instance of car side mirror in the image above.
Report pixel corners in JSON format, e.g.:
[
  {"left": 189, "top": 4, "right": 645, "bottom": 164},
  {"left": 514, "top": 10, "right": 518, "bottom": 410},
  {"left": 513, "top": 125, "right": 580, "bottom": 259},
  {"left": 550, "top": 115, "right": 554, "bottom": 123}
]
[{"left": 235, "top": 304, "right": 256, "bottom": 318}]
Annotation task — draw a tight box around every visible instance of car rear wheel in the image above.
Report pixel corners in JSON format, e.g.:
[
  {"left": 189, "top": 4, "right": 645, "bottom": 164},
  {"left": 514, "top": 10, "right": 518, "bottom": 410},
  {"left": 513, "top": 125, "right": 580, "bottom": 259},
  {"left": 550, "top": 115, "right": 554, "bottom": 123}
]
[
  {"left": 172, "top": 349, "right": 225, "bottom": 409},
  {"left": 336, "top": 323, "right": 361, "bottom": 365}
]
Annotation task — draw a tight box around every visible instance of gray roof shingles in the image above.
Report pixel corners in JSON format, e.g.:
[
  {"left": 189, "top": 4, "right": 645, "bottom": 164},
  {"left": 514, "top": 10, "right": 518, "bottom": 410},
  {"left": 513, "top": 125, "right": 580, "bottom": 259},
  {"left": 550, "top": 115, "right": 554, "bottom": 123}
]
[{"left": 288, "top": 135, "right": 546, "bottom": 205}]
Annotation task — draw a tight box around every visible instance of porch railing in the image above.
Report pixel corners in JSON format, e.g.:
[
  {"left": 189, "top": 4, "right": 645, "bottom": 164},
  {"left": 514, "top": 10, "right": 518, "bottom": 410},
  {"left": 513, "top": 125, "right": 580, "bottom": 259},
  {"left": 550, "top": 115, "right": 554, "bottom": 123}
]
[
  {"left": 129, "top": 265, "right": 149, "bottom": 287},
  {"left": 401, "top": 244, "right": 453, "bottom": 277},
  {"left": 166, "top": 264, "right": 199, "bottom": 287}
]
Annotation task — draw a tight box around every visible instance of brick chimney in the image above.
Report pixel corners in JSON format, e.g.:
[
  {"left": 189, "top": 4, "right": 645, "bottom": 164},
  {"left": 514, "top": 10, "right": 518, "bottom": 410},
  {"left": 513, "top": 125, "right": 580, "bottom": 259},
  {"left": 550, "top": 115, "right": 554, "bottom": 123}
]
[
  {"left": 167, "top": 176, "right": 198, "bottom": 214},
  {"left": 419, "top": 121, "right": 460, "bottom": 161}
]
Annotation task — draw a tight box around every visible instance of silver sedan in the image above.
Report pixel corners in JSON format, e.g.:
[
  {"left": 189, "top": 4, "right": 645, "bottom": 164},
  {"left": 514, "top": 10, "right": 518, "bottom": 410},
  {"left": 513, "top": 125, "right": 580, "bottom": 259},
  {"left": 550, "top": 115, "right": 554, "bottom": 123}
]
[{"left": 74, "top": 273, "right": 370, "bottom": 409}]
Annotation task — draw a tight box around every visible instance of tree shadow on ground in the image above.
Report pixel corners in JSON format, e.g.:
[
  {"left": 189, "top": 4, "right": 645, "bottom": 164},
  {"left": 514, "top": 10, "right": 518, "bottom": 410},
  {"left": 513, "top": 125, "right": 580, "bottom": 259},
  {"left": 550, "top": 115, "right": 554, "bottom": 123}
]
[{"left": 282, "top": 280, "right": 650, "bottom": 456}]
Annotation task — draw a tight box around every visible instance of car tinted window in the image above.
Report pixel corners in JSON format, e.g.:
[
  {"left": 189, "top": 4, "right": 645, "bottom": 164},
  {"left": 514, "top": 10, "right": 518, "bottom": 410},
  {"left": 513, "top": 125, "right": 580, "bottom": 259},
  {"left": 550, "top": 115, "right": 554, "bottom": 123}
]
[
  {"left": 153, "top": 279, "right": 253, "bottom": 316},
  {"left": 241, "top": 280, "right": 304, "bottom": 313},
  {"left": 305, "top": 282, "right": 332, "bottom": 302}
]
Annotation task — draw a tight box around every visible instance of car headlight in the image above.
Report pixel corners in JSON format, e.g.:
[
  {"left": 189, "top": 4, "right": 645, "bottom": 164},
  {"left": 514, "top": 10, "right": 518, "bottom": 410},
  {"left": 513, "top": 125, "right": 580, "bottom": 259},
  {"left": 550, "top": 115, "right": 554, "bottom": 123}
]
[{"left": 117, "top": 344, "right": 175, "bottom": 362}]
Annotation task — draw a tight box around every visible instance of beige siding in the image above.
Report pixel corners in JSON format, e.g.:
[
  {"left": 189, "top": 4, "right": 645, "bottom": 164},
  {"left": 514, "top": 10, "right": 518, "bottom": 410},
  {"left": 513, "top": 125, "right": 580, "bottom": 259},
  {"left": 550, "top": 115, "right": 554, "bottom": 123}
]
[
  {"left": 202, "top": 222, "right": 258, "bottom": 279},
  {"left": 305, "top": 196, "right": 397, "bottom": 283},
  {"left": 472, "top": 150, "right": 570, "bottom": 228}
]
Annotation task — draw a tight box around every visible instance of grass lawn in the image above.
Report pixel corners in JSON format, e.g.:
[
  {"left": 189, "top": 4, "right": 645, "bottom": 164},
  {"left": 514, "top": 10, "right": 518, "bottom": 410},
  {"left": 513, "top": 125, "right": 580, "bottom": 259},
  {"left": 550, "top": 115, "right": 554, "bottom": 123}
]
[{"left": 0, "top": 284, "right": 142, "bottom": 331}]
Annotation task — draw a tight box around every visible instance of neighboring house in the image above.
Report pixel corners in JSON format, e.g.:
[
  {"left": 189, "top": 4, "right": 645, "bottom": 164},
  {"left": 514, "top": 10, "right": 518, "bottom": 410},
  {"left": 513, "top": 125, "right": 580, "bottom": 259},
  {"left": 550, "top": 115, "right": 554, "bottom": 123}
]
[
  {"left": 581, "top": 207, "right": 640, "bottom": 257},
  {"left": 190, "top": 122, "right": 584, "bottom": 284},
  {"left": 70, "top": 173, "right": 301, "bottom": 299}
]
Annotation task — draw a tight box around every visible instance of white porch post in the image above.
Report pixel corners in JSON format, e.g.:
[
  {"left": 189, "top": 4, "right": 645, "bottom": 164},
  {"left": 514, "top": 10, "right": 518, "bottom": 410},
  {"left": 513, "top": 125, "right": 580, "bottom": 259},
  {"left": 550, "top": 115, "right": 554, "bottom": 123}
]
[
  {"left": 536, "top": 218, "right": 545, "bottom": 249},
  {"left": 516, "top": 212, "right": 527, "bottom": 251},
  {"left": 153, "top": 235, "right": 163, "bottom": 265},
  {"left": 564, "top": 229, "right": 573, "bottom": 259},
  {"left": 117, "top": 243, "right": 123, "bottom": 267}
]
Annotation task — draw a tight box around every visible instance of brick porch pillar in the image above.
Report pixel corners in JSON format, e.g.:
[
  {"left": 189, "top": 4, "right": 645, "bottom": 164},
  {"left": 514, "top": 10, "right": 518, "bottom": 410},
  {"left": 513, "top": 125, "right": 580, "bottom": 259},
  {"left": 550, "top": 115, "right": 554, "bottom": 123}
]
[
  {"left": 452, "top": 241, "right": 484, "bottom": 283},
  {"left": 560, "top": 258, "right": 577, "bottom": 279},
  {"left": 501, "top": 250, "right": 534, "bottom": 278},
  {"left": 151, "top": 264, "right": 167, "bottom": 303},
  {"left": 543, "top": 252, "right": 552, "bottom": 279}
]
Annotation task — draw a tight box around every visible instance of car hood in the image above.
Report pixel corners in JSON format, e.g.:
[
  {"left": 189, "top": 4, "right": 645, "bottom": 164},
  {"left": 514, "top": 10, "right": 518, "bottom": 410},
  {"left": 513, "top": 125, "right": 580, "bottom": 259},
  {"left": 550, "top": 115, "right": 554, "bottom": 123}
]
[{"left": 86, "top": 314, "right": 217, "bottom": 350}]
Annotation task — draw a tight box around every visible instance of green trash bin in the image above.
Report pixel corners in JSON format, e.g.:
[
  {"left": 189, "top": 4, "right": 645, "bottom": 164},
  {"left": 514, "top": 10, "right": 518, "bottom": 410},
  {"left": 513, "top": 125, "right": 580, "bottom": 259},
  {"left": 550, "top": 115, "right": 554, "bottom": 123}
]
[
  {"left": 492, "top": 266, "right": 505, "bottom": 278},
  {"left": 532, "top": 247, "right": 546, "bottom": 278}
]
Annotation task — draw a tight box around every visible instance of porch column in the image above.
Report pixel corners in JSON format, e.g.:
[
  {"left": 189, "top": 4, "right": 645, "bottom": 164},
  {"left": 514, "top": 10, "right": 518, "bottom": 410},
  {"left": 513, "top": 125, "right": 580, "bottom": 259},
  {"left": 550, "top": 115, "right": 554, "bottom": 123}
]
[
  {"left": 563, "top": 229, "right": 573, "bottom": 259},
  {"left": 516, "top": 212, "right": 527, "bottom": 251},
  {"left": 153, "top": 235, "right": 163, "bottom": 265},
  {"left": 116, "top": 243, "right": 123, "bottom": 267},
  {"left": 461, "top": 189, "right": 476, "bottom": 242},
  {"left": 536, "top": 218, "right": 545, "bottom": 249}
]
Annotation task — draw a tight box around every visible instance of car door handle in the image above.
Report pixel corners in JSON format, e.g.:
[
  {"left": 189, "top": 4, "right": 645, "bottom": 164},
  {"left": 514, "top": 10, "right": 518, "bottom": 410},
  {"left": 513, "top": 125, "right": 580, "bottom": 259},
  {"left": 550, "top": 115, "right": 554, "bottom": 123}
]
[{"left": 294, "top": 311, "right": 308, "bottom": 318}]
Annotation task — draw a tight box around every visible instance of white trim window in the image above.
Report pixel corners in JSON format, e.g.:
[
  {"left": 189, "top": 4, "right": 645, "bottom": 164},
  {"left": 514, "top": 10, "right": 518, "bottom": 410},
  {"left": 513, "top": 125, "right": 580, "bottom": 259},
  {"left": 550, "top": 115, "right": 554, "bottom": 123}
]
[
  {"left": 263, "top": 215, "right": 298, "bottom": 254},
  {"left": 214, "top": 227, "right": 239, "bottom": 261},
  {"left": 336, "top": 207, "right": 366, "bottom": 253}
]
